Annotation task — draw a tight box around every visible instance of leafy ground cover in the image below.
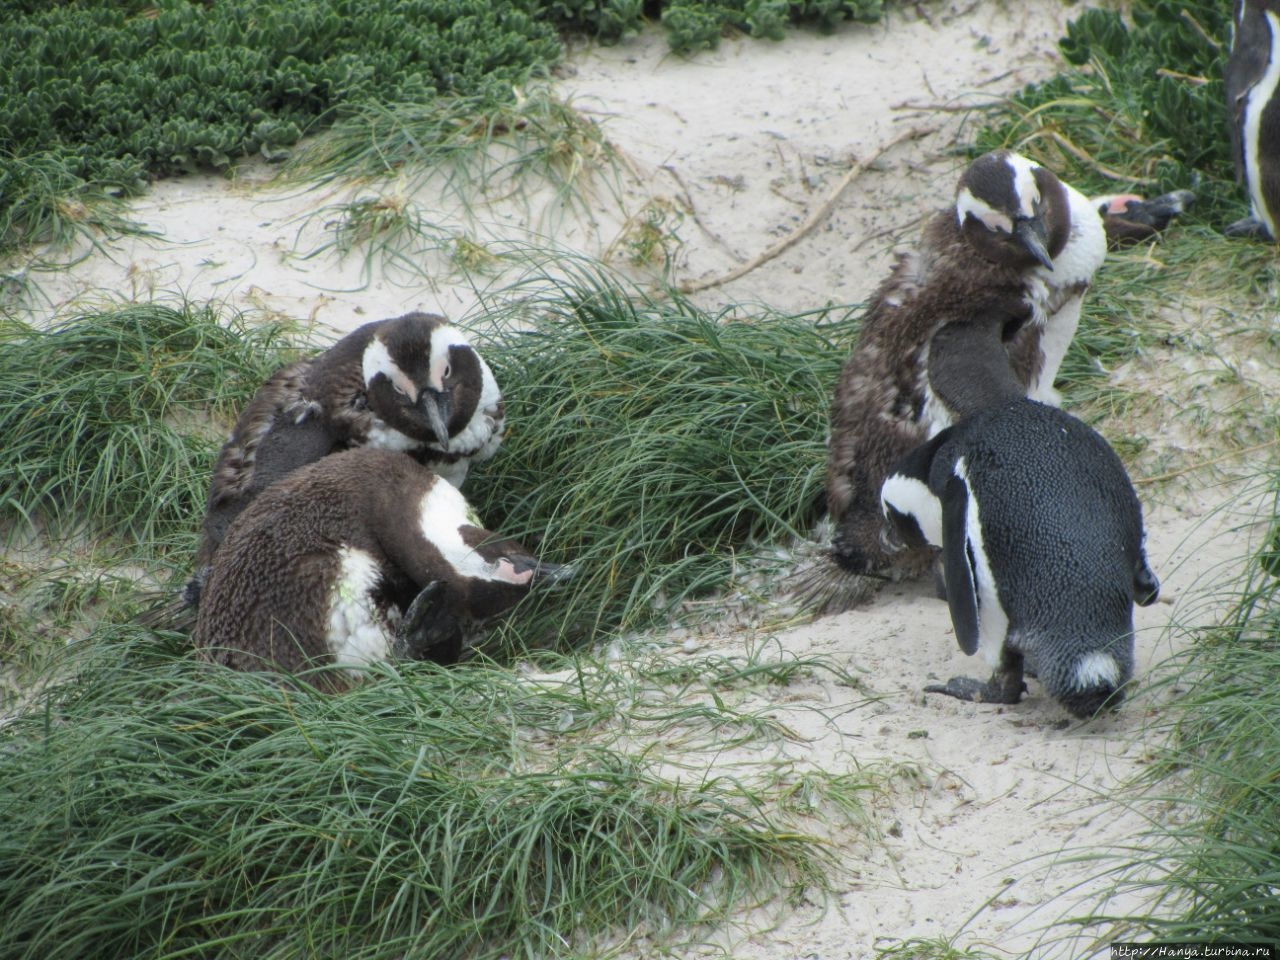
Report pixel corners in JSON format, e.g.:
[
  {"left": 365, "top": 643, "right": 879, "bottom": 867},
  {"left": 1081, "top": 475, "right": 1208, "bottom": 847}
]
[{"left": 0, "top": 0, "right": 900, "bottom": 259}]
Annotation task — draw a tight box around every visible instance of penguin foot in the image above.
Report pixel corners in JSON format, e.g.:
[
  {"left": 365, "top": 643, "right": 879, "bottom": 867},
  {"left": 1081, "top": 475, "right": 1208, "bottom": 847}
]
[
  {"left": 395, "top": 581, "right": 465, "bottom": 665},
  {"left": 1223, "top": 215, "right": 1274, "bottom": 241},
  {"left": 924, "top": 672, "right": 1027, "bottom": 706}
]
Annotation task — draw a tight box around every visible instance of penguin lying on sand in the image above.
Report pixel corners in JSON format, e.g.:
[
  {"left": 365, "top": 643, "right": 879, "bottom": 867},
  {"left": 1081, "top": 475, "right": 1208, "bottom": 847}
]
[
  {"left": 816, "top": 150, "right": 1185, "bottom": 612},
  {"left": 191, "top": 311, "right": 504, "bottom": 605},
  {"left": 881, "top": 398, "right": 1160, "bottom": 718},
  {"left": 193, "top": 448, "right": 566, "bottom": 691},
  {"left": 1224, "top": 0, "right": 1280, "bottom": 240}
]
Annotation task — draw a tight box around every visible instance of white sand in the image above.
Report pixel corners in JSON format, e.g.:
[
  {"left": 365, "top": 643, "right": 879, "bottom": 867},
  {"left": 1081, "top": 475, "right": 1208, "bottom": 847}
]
[{"left": 16, "top": 1, "right": 1274, "bottom": 955}]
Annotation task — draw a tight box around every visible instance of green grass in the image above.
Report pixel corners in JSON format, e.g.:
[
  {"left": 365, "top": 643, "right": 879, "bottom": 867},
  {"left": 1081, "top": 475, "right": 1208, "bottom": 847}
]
[
  {"left": 0, "top": 302, "right": 299, "bottom": 551},
  {"left": 0, "top": 628, "right": 884, "bottom": 960},
  {"left": 464, "top": 258, "right": 856, "bottom": 645},
  {"left": 975, "top": 1, "right": 1236, "bottom": 223}
]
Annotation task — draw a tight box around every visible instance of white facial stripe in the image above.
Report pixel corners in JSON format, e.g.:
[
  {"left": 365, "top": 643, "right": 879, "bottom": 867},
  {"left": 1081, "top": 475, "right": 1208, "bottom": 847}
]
[
  {"left": 881, "top": 473, "right": 943, "bottom": 546},
  {"left": 1005, "top": 153, "right": 1041, "bottom": 218},
  {"left": 429, "top": 325, "right": 472, "bottom": 391},
  {"left": 417, "top": 478, "right": 518, "bottom": 583},
  {"left": 954, "top": 457, "right": 1010, "bottom": 667},
  {"left": 956, "top": 187, "right": 1013, "bottom": 234},
  {"left": 1073, "top": 650, "right": 1120, "bottom": 691},
  {"left": 327, "top": 546, "right": 396, "bottom": 669},
  {"left": 1243, "top": 12, "right": 1280, "bottom": 237},
  {"left": 363, "top": 338, "right": 417, "bottom": 397}
]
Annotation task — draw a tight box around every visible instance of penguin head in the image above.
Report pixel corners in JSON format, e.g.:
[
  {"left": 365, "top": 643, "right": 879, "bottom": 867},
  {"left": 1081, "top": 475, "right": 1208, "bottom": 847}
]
[
  {"left": 361, "top": 313, "right": 499, "bottom": 453},
  {"left": 955, "top": 151, "right": 1071, "bottom": 271},
  {"left": 409, "top": 475, "right": 573, "bottom": 623}
]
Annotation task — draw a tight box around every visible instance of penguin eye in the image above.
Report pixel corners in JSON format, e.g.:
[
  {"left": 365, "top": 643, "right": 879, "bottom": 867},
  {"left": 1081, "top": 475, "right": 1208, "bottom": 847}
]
[
  {"left": 442, "top": 363, "right": 452, "bottom": 381},
  {"left": 392, "top": 382, "right": 409, "bottom": 398}
]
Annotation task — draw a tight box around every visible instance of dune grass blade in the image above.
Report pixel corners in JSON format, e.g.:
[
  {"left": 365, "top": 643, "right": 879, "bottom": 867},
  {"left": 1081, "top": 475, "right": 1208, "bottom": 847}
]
[
  {"left": 462, "top": 260, "right": 859, "bottom": 645},
  {"left": 0, "top": 303, "right": 298, "bottom": 551},
  {"left": 0, "top": 632, "right": 835, "bottom": 960}
]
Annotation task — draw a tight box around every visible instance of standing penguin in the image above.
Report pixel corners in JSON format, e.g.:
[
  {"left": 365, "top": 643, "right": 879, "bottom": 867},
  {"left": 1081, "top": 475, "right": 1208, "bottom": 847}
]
[
  {"left": 193, "top": 447, "right": 565, "bottom": 691},
  {"left": 880, "top": 398, "right": 1160, "bottom": 718},
  {"left": 817, "top": 150, "right": 1187, "bottom": 611},
  {"left": 191, "top": 311, "right": 504, "bottom": 603},
  {"left": 1225, "top": 0, "right": 1280, "bottom": 240},
  {"left": 823, "top": 151, "right": 1107, "bottom": 601}
]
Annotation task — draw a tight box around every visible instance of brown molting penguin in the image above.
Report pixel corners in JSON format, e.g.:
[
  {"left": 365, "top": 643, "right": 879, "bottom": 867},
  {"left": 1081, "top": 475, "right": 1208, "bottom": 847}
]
[
  {"left": 820, "top": 151, "right": 1108, "bottom": 609},
  {"left": 193, "top": 447, "right": 564, "bottom": 691},
  {"left": 191, "top": 311, "right": 504, "bottom": 604}
]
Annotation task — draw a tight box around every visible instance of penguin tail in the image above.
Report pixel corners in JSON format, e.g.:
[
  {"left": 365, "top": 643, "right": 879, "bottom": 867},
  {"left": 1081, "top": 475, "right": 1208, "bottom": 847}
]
[
  {"left": 134, "top": 588, "right": 198, "bottom": 634},
  {"left": 780, "top": 547, "right": 882, "bottom": 617}
]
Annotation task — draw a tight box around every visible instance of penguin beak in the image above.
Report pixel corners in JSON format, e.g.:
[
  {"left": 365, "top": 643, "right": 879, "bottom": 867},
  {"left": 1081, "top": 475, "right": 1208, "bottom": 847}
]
[
  {"left": 534, "top": 561, "right": 577, "bottom": 585},
  {"left": 419, "top": 388, "right": 453, "bottom": 449},
  {"left": 1014, "top": 216, "right": 1054, "bottom": 271}
]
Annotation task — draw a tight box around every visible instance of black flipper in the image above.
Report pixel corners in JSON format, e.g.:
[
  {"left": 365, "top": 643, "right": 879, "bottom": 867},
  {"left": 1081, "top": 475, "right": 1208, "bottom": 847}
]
[
  {"left": 395, "top": 581, "right": 465, "bottom": 665},
  {"left": 940, "top": 472, "right": 980, "bottom": 656},
  {"left": 1134, "top": 557, "right": 1160, "bottom": 607}
]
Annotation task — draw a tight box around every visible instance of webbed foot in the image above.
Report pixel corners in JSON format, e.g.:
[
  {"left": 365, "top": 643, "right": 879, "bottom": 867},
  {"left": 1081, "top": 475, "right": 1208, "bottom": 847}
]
[
  {"left": 925, "top": 649, "right": 1027, "bottom": 706},
  {"left": 1224, "top": 215, "right": 1273, "bottom": 240}
]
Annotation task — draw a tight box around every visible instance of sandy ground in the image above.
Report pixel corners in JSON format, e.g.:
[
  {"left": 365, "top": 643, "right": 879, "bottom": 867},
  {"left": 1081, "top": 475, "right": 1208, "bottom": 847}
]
[{"left": 13, "top": 2, "right": 1276, "bottom": 956}]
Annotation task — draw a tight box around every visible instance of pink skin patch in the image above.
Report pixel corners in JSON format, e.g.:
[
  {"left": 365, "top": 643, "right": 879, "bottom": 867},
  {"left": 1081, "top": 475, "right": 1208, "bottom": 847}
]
[
  {"left": 1100, "top": 194, "right": 1144, "bottom": 215},
  {"left": 495, "top": 559, "right": 534, "bottom": 585}
]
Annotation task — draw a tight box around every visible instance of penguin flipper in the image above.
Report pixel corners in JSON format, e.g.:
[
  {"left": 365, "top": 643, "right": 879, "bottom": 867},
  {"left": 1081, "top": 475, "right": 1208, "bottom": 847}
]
[
  {"left": 395, "top": 581, "right": 465, "bottom": 665},
  {"left": 1134, "top": 558, "right": 1160, "bottom": 607},
  {"left": 940, "top": 474, "right": 980, "bottom": 656}
]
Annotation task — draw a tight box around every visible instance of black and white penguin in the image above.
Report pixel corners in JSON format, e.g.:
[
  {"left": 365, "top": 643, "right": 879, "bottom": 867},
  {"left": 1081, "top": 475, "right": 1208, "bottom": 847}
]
[
  {"left": 816, "top": 150, "right": 1189, "bottom": 611},
  {"left": 1225, "top": 0, "right": 1280, "bottom": 240},
  {"left": 880, "top": 398, "right": 1160, "bottom": 718},
  {"left": 823, "top": 151, "right": 1107, "bottom": 599},
  {"left": 193, "top": 447, "right": 564, "bottom": 691},
  {"left": 192, "top": 311, "right": 504, "bottom": 599}
]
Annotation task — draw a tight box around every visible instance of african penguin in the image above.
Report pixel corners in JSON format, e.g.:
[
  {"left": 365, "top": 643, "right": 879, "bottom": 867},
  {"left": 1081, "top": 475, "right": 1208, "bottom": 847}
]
[
  {"left": 1225, "top": 0, "right": 1280, "bottom": 240},
  {"left": 191, "top": 311, "right": 504, "bottom": 604},
  {"left": 880, "top": 398, "right": 1160, "bottom": 719},
  {"left": 823, "top": 150, "right": 1107, "bottom": 602},
  {"left": 193, "top": 447, "right": 565, "bottom": 691}
]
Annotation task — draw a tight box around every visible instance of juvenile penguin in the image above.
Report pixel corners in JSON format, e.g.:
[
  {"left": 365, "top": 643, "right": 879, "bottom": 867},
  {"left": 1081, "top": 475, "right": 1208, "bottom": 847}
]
[
  {"left": 823, "top": 151, "right": 1107, "bottom": 599},
  {"left": 192, "top": 311, "right": 504, "bottom": 601},
  {"left": 880, "top": 398, "right": 1160, "bottom": 718},
  {"left": 193, "top": 447, "right": 563, "bottom": 690},
  {"left": 1224, "top": 0, "right": 1280, "bottom": 240}
]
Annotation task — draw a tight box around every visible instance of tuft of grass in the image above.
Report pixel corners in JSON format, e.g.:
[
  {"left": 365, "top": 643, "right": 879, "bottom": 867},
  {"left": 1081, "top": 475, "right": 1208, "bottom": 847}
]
[
  {"left": 0, "top": 630, "right": 873, "bottom": 960},
  {"left": 463, "top": 258, "right": 858, "bottom": 645},
  {"left": 0, "top": 302, "right": 299, "bottom": 552},
  {"left": 281, "top": 88, "right": 624, "bottom": 286}
]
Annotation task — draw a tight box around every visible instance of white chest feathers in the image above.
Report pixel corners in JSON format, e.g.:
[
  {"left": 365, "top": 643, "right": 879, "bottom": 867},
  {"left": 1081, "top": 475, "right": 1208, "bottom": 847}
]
[{"left": 326, "top": 546, "right": 399, "bottom": 671}]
